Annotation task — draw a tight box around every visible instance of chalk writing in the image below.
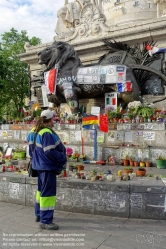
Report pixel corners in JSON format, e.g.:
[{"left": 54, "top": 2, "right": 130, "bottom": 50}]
[
  {"left": 130, "top": 193, "right": 143, "bottom": 209},
  {"left": 153, "top": 122, "right": 166, "bottom": 131},
  {"left": 144, "top": 123, "right": 154, "bottom": 130},
  {"left": 123, "top": 124, "right": 131, "bottom": 130},
  {"left": 136, "top": 229, "right": 163, "bottom": 247},
  {"left": 9, "top": 177, "right": 23, "bottom": 183}
]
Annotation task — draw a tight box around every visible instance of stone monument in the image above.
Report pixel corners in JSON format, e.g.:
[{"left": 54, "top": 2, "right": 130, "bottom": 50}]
[{"left": 18, "top": 0, "right": 166, "bottom": 110}]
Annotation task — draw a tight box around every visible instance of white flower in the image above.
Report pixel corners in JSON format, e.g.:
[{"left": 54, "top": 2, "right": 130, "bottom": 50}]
[{"left": 128, "top": 101, "right": 142, "bottom": 109}]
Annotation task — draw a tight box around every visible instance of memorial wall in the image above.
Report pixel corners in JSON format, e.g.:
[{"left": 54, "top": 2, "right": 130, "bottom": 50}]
[{"left": 2, "top": 0, "right": 166, "bottom": 219}]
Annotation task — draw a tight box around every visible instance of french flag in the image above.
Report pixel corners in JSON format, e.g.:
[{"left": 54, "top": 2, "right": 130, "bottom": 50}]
[
  {"left": 117, "top": 81, "right": 132, "bottom": 93},
  {"left": 44, "top": 68, "right": 57, "bottom": 94},
  {"left": 146, "top": 45, "right": 166, "bottom": 56}
]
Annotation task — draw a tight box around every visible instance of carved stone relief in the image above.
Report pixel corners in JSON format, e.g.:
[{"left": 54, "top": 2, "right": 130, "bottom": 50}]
[{"left": 55, "top": 0, "right": 110, "bottom": 41}]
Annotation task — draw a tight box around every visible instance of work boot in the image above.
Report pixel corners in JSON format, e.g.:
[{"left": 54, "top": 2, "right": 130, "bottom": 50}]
[
  {"left": 35, "top": 216, "right": 40, "bottom": 222},
  {"left": 39, "top": 223, "right": 59, "bottom": 230}
]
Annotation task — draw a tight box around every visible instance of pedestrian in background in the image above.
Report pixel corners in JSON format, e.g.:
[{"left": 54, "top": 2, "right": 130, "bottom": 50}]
[{"left": 27, "top": 109, "right": 67, "bottom": 230}]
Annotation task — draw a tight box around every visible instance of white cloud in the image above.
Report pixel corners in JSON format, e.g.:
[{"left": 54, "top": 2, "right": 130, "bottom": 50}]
[{"left": 0, "top": 0, "right": 64, "bottom": 44}]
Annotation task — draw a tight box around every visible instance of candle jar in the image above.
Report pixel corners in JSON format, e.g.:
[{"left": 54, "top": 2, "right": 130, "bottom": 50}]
[
  {"left": 107, "top": 175, "right": 113, "bottom": 181},
  {"left": 63, "top": 169, "right": 67, "bottom": 178}
]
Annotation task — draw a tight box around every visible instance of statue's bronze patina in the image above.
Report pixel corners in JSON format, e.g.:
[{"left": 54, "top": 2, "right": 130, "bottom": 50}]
[{"left": 37, "top": 40, "right": 166, "bottom": 112}]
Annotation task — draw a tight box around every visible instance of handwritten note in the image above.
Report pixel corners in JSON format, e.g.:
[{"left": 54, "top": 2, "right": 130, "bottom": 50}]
[{"left": 143, "top": 131, "right": 155, "bottom": 140}]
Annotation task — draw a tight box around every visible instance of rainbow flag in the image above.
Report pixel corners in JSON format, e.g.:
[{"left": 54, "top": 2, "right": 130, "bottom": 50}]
[{"left": 82, "top": 115, "right": 99, "bottom": 126}]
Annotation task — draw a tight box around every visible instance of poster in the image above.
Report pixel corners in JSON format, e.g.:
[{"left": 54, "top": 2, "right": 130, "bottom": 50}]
[
  {"left": 21, "top": 130, "right": 28, "bottom": 141},
  {"left": 41, "top": 85, "right": 49, "bottom": 107},
  {"left": 107, "top": 131, "right": 116, "bottom": 142},
  {"left": 100, "top": 114, "right": 108, "bottom": 132},
  {"left": 77, "top": 65, "right": 127, "bottom": 84},
  {"left": 2, "top": 131, "right": 8, "bottom": 139},
  {"left": 105, "top": 92, "right": 117, "bottom": 110},
  {"left": 7, "top": 130, "right": 13, "bottom": 139},
  {"left": 97, "top": 131, "right": 104, "bottom": 143},
  {"left": 13, "top": 130, "right": 20, "bottom": 140},
  {"left": 75, "top": 131, "right": 81, "bottom": 141},
  {"left": 124, "top": 131, "right": 132, "bottom": 142}
]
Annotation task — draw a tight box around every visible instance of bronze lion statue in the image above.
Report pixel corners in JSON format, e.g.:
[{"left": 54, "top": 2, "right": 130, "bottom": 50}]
[{"left": 37, "top": 40, "right": 166, "bottom": 112}]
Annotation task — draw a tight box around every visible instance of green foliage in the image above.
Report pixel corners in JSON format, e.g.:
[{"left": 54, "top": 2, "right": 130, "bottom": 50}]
[
  {"left": 33, "top": 109, "right": 42, "bottom": 117},
  {"left": 156, "top": 154, "right": 166, "bottom": 160},
  {"left": 138, "top": 106, "right": 154, "bottom": 118},
  {"left": 138, "top": 167, "right": 146, "bottom": 171},
  {"left": 0, "top": 28, "right": 41, "bottom": 119},
  {"left": 91, "top": 169, "right": 97, "bottom": 174},
  {"left": 108, "top": 106, "right": 122, "bottom": 119},
  {"left": 124, "top": 153, "right": 129, "bottom": 160},
  {"left": 124, "top": 166, "right": 133, "bottom": 170}
]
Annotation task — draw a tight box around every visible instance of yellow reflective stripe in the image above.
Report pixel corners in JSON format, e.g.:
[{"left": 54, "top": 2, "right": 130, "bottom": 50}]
[
  {"left": 38, "top": 128, "right": 52, "bottom": 136},
  {"left": 40, "top": 196, "right": 56, "bottom": 209},
  {"left": 29, "top": 127, "right": 35, "bottom": 133},
  {"left": 36, "top": 191, "right": 41, "bottom": 203}
]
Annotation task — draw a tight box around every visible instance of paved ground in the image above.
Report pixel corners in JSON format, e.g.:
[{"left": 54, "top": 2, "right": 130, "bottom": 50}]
[{"left": 0, "top": 202, "right": 166, "bottom": 249}]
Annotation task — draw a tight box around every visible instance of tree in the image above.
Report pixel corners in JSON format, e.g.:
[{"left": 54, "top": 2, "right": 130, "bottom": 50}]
[{"left": 0, "top": 28, "right": 41, "bottom": 120}]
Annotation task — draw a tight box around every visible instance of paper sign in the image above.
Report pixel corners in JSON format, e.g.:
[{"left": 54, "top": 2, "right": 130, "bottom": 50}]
[
  {"left": 91, "top": 106, "right": 100, "bottom": 116},
  {"left": 6, "top": 148, "right": 13, "bottom": 157},
  {"left": 97, "top": 131, "right": 104, "bottom": 143},
  {"left": 7, "top": 130, "right": 13, "bottom": 139},
  {"left": 14, "top": 130, "right": 20, "bottom": 140},
  {"left": 75, "top": 131, "right": 81, "bottom": 141},
  {"left": 21, "top": 130, "right": 28, "bottom": 141},
  {"left": 1, "top": 124, "right": 10, "bottom": 130},
  {"left": 41, "top": 85, "right": 49, "bottom": 107},
  {"left": 2, "top": 131, "right": 8, "bottom": 139},
  {"left": 105, "top": 92, "right": 117, "bottom": 110},
  {"left": 107, "top": 131, "right": 116, "bottom": 142},
  {"left": 124, "top": 132, "right": 132, "bottom": 142},
  {"left": 69, "top": 125, "right": 76, "bottom": 130},
  {"left": 143, "top": 132, "right": 155, "bottom": 140}
]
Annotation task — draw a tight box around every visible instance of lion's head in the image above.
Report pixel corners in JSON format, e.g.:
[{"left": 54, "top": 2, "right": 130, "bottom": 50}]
[{"left": 37, "top": 41, "right": 82, "bottom": 71}]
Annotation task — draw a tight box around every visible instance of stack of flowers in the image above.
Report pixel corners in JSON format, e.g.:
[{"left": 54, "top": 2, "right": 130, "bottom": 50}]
[{"left": 153, "top": 109, "right": 166, "bottom": 122}]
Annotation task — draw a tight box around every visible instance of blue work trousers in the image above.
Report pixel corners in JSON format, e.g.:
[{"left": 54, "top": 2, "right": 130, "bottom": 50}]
[{"left": 35, "top": 170, "right": 57, "bottom": 224}]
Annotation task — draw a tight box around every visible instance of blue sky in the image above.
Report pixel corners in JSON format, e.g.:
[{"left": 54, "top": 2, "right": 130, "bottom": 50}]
[{"left": 0, "top": 0, "right": 64, "bottom": 43}]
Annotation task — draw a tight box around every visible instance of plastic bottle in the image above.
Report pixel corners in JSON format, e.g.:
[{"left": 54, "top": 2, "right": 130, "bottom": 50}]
[{"left": 118, "top": 170, "right": 122, "bottom": 177}]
